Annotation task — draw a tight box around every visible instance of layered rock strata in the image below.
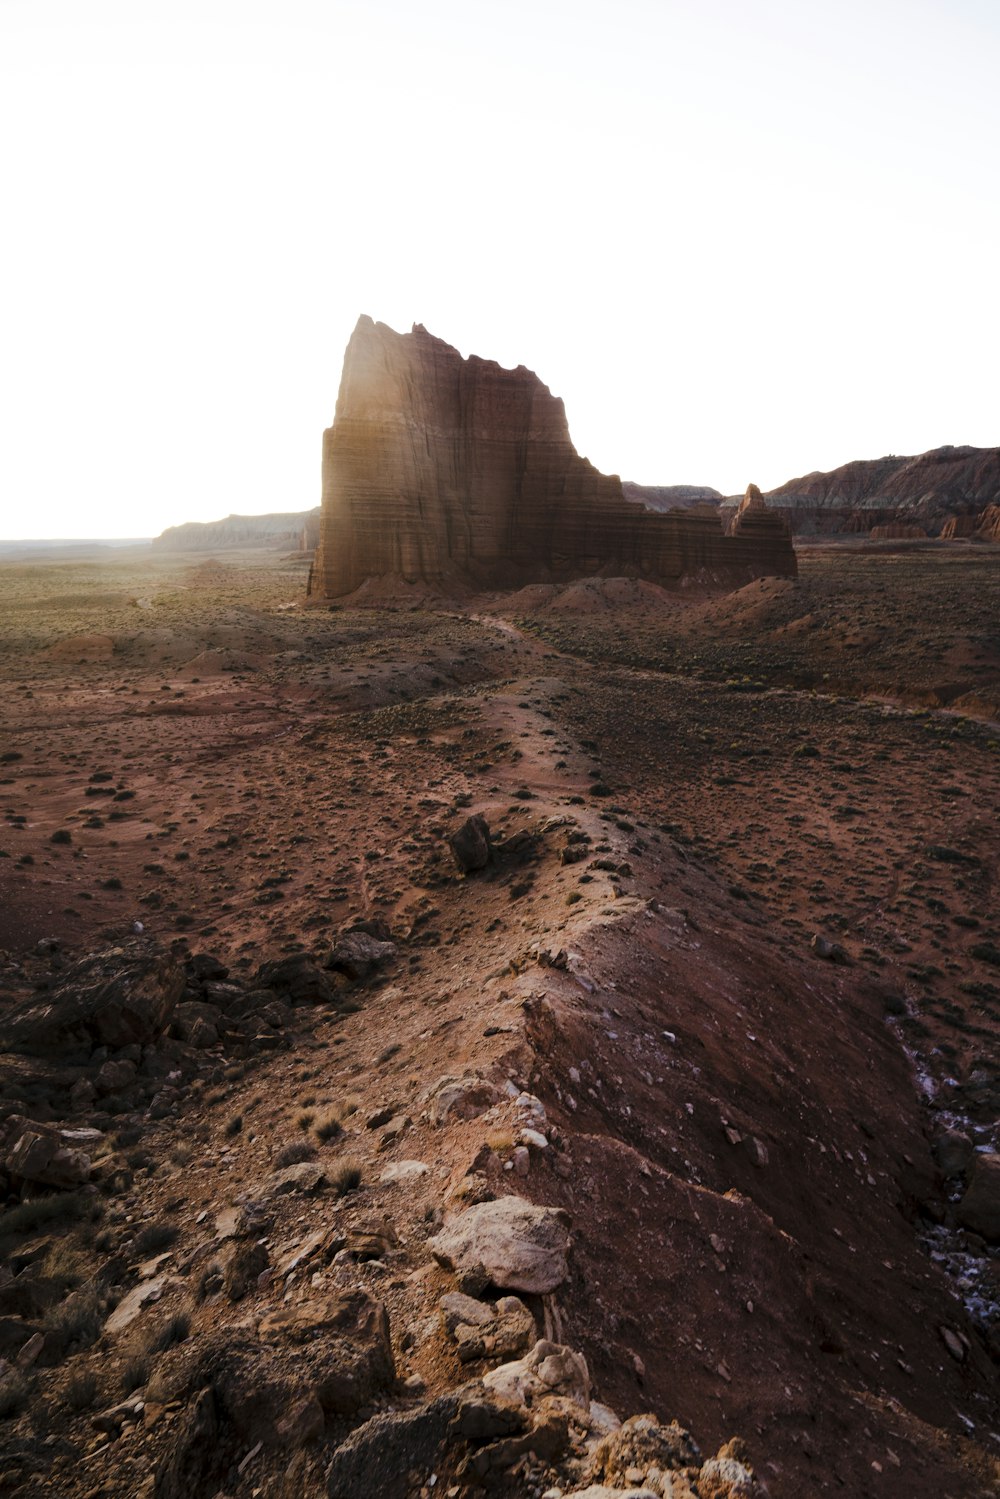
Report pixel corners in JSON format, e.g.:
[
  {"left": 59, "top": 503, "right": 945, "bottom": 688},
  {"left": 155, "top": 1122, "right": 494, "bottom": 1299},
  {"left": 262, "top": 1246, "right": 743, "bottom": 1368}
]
[
  {"left": 309, "top": 318, "right": 795, "bottom": 597},
  {"left": 153, "top": 509, "right": 320, "bottom": 552},
  {"left": 722, "top": 444, "right": 1000, "bottom": 536}
]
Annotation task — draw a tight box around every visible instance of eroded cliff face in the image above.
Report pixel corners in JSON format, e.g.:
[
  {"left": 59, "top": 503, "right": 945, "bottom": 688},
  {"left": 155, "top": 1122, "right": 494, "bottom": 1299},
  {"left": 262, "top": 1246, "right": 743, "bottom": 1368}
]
[{"left": 309, "top": 318, "right": 796, "bottom": 596}]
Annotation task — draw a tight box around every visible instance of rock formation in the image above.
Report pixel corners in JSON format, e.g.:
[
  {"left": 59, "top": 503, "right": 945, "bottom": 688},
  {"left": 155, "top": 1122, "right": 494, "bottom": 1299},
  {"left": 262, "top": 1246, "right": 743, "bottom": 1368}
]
[
  {"left": 309, "top": 318, "right": 795, "bottom": 597},
  {"left": 723, "top": 444, "right": 1000, "bottom": 536},
  {"left": 940, "top": 514, "right": 980, "bottom": 539},
  {"left": 153, "top": 509, "right": 320, "bottom": 552}
]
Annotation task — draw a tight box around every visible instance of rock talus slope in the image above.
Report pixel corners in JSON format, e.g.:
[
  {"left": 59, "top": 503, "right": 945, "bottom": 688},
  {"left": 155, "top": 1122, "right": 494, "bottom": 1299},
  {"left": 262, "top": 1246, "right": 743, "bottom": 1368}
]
[{"left": 309, "top": 318, "right": 795, "bottom": 596}]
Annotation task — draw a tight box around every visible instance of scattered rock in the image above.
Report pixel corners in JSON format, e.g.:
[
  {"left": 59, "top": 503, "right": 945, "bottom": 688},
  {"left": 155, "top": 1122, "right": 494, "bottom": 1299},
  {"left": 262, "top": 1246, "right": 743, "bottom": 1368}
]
[
  {"left": 379, "top": 1159, "right": 430, "bottom": 1185},
  {"left": 105, "top": 1276, "right": 176, "bottom": 1336},
  {"left": 591, "top": 1413, "right": 701, "bottom": 1484},
  {"left": 223, "top": 1240, "right": 269, "bottom": 1302},
  {"left": 809, "top": 934, "right": 848, "bottom": 963}
]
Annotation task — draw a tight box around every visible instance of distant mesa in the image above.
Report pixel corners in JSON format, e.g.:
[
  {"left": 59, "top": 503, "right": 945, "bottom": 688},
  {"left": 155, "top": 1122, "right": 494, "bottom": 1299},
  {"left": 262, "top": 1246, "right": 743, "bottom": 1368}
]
[
  {"left": 308, "top": 317, "right": 796, "bottom": 599},
  {"left": 725, "top": 446, "right": 1000, "bottom": 537},
  {"left": 153, "top": 509, "right": 320, "bottom": 552},
  {"left": 621, "top": 481, "right": 723, "bottom": 512}
]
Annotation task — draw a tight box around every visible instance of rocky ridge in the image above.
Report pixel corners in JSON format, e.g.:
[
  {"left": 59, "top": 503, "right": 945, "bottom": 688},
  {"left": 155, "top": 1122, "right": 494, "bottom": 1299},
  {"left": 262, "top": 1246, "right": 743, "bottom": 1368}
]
[
  {"left": 308, "top": 319, "right": 795, "bottom": 598},
  {"left": 722, "top": 445, "right": 1000, "bottom": 536},
  {"left": 153, "top": 511, "right": 320, "bottom": 553}
]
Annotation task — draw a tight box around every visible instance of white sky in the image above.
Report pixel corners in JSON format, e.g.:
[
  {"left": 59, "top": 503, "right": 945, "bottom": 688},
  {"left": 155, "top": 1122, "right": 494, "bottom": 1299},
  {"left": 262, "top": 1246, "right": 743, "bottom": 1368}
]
[{"left": 1, "top": 0, "right": 998, "bottom": 538}]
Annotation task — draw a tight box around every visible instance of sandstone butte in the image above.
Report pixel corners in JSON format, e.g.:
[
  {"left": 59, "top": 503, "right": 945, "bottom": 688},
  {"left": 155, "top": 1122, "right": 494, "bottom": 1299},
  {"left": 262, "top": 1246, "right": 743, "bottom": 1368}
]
[{"left": 308, "top": 317, "right": 796, "bottom": 598}]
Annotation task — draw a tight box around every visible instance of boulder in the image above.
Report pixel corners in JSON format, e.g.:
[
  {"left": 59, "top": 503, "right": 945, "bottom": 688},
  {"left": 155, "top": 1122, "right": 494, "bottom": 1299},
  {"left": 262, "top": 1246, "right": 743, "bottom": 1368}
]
[
  {"left": 439, "top": 1292, "right": 536, "bottom": 1363},
  {"left": 96, "top": 1057, "right": 138, "bottom": 1095},
  {"left": 171, "top": 1001, "right": 223, "bottom": 1048},
  {"left": 957, "top": 1152, "right": 1000, "bottom": 1240},
  {"left": 699, "top": 1451, "right": 764, "bottom": 1497},
  {"left": 328, "top": 930, "right": 396, "bottom": 980},
  {"left": 7, "top": 940, "right": 184, "bottom": 1056},
  {"left": 565, "top": 1489, "right": 658, "bottom": 1499},
  {"left": 267, "top": 1162, "right": 327, "bottom": 1196},
  {"left": 425, "top": 1074, "right": 500, "bottom": 1126},
  {"left": 3, "top": 1118, "right": 92, "bottom": 1189},
  {"left": 933, "top": 1128, "right": 975, "bottom": 1178},
  {"left": 257, "top": 1290, "right": 394, "bottom": 1415},
  {"left": 255, "top": 953, "right": 335, "bottom": 1006},
  {"left": 428, "top": 1196, "right": 570, "bottom": 1294},
  {"left": 483, "top": 1338, "right": 590, "bottom": 1409},
  {"left": 449, "top": 816, "right": 493, "bottom": 874}
]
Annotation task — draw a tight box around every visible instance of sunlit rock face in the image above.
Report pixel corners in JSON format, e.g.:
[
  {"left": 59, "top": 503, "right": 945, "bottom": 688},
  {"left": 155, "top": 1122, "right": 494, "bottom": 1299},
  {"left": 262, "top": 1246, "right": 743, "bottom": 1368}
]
[{"left": 309, "top": 317, "right": 796, "bottom": 597}]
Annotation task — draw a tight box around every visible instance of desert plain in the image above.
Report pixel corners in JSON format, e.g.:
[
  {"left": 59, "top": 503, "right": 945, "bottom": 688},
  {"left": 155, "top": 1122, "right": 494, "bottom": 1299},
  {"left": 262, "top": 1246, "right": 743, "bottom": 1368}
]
[{"left": 1, "top": 537, "right": 999, "bottom": 1498}]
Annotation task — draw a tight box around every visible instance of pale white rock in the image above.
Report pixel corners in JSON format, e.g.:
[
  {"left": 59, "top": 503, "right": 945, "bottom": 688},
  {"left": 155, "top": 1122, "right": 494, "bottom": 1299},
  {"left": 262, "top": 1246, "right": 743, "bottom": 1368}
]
[
  {"left": 587, "top": 1401, "right": 622, "bottom": 1437},
  {"left": 380, "top": 1159, "right": 431, "bottom": 1185},
  {"left": 105, "top": 1276, "right": 177, "bottom": 1335},
  {"left": 483, "top": 1338, "right": 590, "bottom": 1409},
  {"left": 428, "top": 1197, "right": 570, "bottom": 1294}
]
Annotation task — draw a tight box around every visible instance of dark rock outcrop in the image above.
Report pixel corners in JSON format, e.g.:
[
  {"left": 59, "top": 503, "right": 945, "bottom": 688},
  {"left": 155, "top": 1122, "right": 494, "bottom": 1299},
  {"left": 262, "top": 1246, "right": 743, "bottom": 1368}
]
[
  {"left": 153, "top": 509, "right": 320, "bottom": 552},
  {"left": 7, "top": 940, "right": 184, "bottom": 1057},
  {"left": 309, "top": 318, "right": 795, "bottom": 597},
  {"left": 725, "top": 445, "right": 1000, "bottom": 536}
]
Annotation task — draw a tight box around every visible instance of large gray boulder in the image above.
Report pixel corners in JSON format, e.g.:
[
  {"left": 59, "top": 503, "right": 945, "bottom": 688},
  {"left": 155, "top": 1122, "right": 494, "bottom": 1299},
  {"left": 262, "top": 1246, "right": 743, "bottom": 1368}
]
[{"left": 428, "top": 1196, "right": 570, "bottom": 1294}]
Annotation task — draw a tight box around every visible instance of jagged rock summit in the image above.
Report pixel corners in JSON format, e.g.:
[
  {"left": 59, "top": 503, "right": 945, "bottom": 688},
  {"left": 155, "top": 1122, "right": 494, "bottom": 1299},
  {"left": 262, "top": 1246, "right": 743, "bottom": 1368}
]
[{"left": 309, "top": 317, "right": 795, "bottom": 597}]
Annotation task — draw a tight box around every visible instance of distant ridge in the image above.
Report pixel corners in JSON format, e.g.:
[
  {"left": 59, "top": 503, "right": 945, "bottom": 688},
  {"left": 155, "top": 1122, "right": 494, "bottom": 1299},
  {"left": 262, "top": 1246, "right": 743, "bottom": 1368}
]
[
  {"left": 719, "top": 444, "right": 1000, "bottom": 536},
  {"left": 0, "top": 538, "right": 152, "bottom": 560},
  {"left": 152, "top": 509, "right": 320, "bottom": 552}
]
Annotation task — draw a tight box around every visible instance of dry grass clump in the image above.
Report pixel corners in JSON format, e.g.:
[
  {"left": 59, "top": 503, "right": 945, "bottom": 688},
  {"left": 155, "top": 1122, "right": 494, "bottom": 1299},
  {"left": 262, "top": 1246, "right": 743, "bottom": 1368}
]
[
  {"left": 331, "top": 1162, "right": 362, "bottom": 1197},
  {"left": 0, "top": 1370, "right": 28, "bottom": 1420},
  {"left": 132, "top": 1221, "right": 179, "bottom": 1258},
  {"left": 145, "top": 1311, "right": 190, "bottom": 1355},
  {"left": 42, "top": 1287, "right": 105, "bottom": 1350},
  {"left": 44, "top": 1237, "right": 90, "bottom": 1291},
  {"left": 121, "top": 1355, "right": 150, "bottom": 1394},
  {"left": 63, "top": 1369, "right": 100, "bottom": 1411},
  {"left": 273, "top": 1138, "right": 317, "bottom": 1169},
  {"left": 313, "top": 1109, "right": 343, "bottom": 1143}
]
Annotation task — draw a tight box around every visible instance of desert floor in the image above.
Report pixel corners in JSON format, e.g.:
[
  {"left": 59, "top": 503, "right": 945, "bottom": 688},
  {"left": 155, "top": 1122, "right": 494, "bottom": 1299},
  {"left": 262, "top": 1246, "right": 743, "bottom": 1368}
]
[{"left": 1, "top": 540, "right": 998, "bottom": 1498}]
